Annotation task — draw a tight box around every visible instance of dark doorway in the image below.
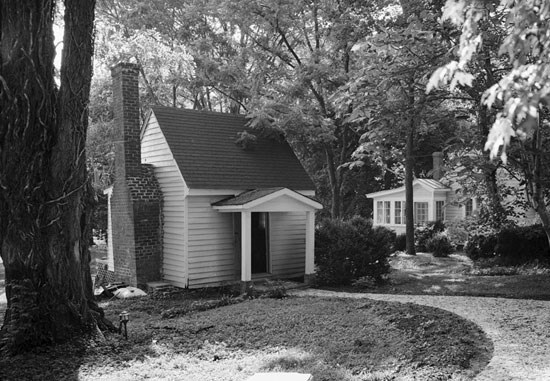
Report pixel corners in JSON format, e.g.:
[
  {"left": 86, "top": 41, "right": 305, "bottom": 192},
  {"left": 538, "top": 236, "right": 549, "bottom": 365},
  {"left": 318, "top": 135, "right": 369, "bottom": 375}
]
[{"left": 251, "top": 212, "right": 269, "bottom": 274}]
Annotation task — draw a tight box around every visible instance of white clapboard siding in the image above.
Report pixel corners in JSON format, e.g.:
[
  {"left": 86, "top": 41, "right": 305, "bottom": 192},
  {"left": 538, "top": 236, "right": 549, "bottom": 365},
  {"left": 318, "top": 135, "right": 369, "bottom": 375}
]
[
  {"left": 443, "top": 191, "right": 462, "bottom": 221},
  {"left": 141, "top": 114, "right": 188, "bottom": 288},
  {"left": 187, "top": 195, "right": 237, "bottom": 288},
  {"left": 269, "top": 212, "right": 306, "bottom": 277},
  {"left": 412, "top": 184, "right": 433, "bottom": 200}
]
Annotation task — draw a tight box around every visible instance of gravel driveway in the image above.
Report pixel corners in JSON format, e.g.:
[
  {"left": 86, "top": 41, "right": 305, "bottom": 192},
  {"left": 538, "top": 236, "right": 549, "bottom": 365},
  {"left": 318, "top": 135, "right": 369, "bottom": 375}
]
[{"left": 290, "top": 289, "right": 550, "bottom": 381}]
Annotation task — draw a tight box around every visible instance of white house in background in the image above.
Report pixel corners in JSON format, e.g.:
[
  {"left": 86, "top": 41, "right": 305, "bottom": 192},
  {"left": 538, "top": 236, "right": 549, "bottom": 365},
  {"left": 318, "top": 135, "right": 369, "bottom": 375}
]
[
  {"left": 106, "top": 63, "right": 322, "bottom": 290},
  {"left": 366, "top": 153, "right": 480, "bottom": 234}
]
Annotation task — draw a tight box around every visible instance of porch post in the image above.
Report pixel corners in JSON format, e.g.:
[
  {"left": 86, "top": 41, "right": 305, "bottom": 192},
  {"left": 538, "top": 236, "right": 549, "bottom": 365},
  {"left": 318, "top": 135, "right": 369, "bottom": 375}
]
[
  {"left": 241, "top": 211, "right": 252, "bottom": 283},
  {"left": 305, "top": 210, "right": 315, "bottom": 281}
]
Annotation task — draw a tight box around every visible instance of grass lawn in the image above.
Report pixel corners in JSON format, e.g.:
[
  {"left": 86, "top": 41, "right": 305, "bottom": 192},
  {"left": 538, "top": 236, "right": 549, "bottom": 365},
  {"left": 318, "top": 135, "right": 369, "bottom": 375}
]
[
  {"left": 343, "top": 251, "right": 550, "bottom": 300},
  {"left": 0, "top": 292, "right": 491, "bottom": 381}
]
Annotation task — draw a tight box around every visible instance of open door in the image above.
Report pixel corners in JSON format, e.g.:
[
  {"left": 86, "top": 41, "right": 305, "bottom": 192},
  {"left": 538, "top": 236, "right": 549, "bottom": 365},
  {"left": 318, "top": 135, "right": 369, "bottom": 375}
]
[
  {"left": 234, "top": 212, "right": 270, "bottom": 275},
  {"left": 251, "top": 212, "right": 269, "bottom": 274}
]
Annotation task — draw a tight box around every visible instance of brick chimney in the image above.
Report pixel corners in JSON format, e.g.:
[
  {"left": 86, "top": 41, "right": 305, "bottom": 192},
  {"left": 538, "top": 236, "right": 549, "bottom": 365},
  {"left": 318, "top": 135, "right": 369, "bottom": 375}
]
[
  {"left": 432, "top": 152, "right": 444, "bottom": 181},
  {"left": 110, "top": 62, "right": 163, "bottom": 288},
  {"left": 112, "top": 63, "right": 141, "bottom": 178}
]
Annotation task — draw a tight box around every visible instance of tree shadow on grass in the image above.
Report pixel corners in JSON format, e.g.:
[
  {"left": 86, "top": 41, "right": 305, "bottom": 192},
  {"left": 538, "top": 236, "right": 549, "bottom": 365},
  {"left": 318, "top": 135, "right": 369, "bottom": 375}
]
[{"left": 0, "top": 328, "right": 165, "bottom": 381}]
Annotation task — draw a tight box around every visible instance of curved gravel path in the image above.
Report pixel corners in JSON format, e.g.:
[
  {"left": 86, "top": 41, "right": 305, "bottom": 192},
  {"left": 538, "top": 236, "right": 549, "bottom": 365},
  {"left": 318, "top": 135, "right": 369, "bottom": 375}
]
[{"left": 290, "top": 289, "right": 550, "bottom": 380}]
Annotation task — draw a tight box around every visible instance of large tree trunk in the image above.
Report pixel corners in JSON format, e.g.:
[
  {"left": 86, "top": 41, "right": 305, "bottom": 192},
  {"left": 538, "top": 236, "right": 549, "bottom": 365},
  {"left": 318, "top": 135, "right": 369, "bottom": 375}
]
[
  {"left": 405, "top": 123, "right": 416, "bottom": 255},
  {"left": 0, "top": 0, "right": 108, "bottom": 354},
  {"left": 325, "top": 146, "right": 343, "bottom": 218},
  {"left": 524, "top": 121, "right": 550, "bottom": 254},
  {"left": 478, "top": 106, "right": 508, "bottom": 226}
]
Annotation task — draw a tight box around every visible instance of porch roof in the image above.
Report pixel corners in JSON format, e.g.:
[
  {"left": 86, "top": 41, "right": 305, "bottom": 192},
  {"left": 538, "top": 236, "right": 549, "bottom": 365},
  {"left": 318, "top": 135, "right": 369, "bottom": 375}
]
[
  {"left": 212, "top": 187, "right": 323, "bottom": 212},
  {"left": 366, "top": 178, "right": 451, "bottom": 199}
]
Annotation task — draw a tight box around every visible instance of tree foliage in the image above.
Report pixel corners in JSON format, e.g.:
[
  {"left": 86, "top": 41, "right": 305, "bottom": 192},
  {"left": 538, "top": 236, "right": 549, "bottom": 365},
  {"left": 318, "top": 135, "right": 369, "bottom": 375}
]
[
  {"left": 335, "top": 0, "right": 458, "bottom": 253},
  {"left": 91, "top": 0, "right": 391, "bottom": 218},
  {"left": 431, "top": 0, "right": 550, "bottom": 249}
]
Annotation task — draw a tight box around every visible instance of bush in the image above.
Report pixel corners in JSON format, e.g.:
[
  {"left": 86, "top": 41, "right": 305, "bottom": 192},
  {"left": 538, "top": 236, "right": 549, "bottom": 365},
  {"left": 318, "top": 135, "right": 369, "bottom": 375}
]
[
  {"left": 495, "top": 224, "right": 549, "bottom": 266},
  {"left": 415, "top": 220, "right": 446, "bottom": 252},
  {"left": 465, "top": 225, "right": 550, "bottom": 266},
  {"left": 314, "top": 216, "right": 395, "bottom": 286},
  {"left": 426, "top": 232, "right": 454, "bottom": 257},
  {"left": 464, "top": 234, "right": 498, "bottom": 261},
  {"left": 445, "top": 220, "right": 469, "bottom": 247},
  {"left": 395, "top": 233, "right": 407, "bottom": 252}
]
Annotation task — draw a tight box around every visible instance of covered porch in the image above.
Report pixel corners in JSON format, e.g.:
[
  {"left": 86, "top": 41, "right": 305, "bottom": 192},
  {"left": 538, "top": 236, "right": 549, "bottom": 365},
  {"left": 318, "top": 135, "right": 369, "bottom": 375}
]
[{"left": 212, "top": 188, "right": 323, "bottom": 286}]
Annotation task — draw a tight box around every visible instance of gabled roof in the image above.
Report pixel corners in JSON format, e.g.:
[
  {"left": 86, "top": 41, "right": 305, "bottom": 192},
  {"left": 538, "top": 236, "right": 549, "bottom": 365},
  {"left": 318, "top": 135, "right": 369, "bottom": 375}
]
[
  {"left": 212, "top": 187, "right": 323, "bottom": 211},
  {"left": 366, "top": 178, "right": 451, "bottom": 198},
  {"left": 212, "top": 187, "right": 286, "bottom": 206},
  {"left": 149, "top": 106, "right": 315, "bottom": 190}
]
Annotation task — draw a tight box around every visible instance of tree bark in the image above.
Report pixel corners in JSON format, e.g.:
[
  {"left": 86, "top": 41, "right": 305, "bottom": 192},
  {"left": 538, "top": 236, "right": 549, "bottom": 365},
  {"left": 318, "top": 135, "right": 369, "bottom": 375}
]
[
  {"left": 478, "top": 106, "right": 508, "bottom": 226},
  {"left": 325, "top": 146, "right": 342, "bottom": 219},
  {"left": 523, "top": 120, "right": 550, "bottom": 253},
  {"left": 405, "top": 120, "right": 416, "bottom": 255},
  {"left": 0, "top": 0, "right": 110, "bottom": 354}
]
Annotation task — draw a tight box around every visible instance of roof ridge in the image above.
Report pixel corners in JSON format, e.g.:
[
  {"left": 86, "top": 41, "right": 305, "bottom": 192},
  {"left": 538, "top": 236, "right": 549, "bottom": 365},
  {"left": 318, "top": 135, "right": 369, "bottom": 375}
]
[{"left": 151, "top": 105, "right": 247, "bottom": 119}]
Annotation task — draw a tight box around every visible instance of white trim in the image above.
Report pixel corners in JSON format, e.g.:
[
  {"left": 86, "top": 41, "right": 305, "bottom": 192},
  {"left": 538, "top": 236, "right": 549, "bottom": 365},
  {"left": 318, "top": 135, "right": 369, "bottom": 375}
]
[
  {"left": 305, "top": 211, "right": 315, "bottom": 275},
  {"left": 182, "top": 196, "right": 189, "bottom": 286},
  {"left": 241, "top": 211, "right": 252, "bottom": 282},
  {"left": 140, "top": 109, "right": 154, "bottom": 140},
  {"left": 177, "top": 162, "right": 190, "bottom": 198},
  {"left": 366, "top": 179, "right": 450, "bottom": 198}
]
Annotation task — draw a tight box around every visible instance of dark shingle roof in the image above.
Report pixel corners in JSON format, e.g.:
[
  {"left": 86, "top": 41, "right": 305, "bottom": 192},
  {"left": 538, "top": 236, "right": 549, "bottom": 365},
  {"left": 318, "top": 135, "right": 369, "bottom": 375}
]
[
  {"left": 150, "top": 106, "right": 315, "bottom": 190},
  {"left": 212, "top": 188, "right": 285, "bottom": 206},
  {"left": 212, "top": 187, "right": 322, "bottom": 209}
]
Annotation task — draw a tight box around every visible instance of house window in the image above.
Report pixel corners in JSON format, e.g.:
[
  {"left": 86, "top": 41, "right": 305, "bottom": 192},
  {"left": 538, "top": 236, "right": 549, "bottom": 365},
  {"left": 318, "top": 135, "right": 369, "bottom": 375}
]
[
  {"left": 436, "top": 201, "right": 445, "bottom": 221},
  {"left": 376, "top": 201, "right": 384, "bottom": 223},
  {"left": 384, "top": 201, "right": 391, "bottom": 224},
  {"left": 414, "top": 202, "right": 429, "bottom": 224},
  {"left": 465, "top": 199, "right": 473, "bottom": 217},
  {"left": 395, "top": 201, "right": 405, "bottom": 225}
]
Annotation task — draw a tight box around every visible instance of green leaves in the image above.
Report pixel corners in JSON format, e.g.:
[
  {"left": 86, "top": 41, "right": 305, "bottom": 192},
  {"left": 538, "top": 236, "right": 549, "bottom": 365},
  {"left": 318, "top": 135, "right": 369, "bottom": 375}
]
[{"left": 432, "top": 0, "right": 550, "bottom": 160}]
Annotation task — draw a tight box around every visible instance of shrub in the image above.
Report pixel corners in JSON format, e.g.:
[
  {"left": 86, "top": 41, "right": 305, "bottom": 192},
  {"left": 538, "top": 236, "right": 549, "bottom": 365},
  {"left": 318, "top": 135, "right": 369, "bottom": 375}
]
[
  {"left": 314, "top": 216, "right": 394, "bottom": 286},
  {"left": 426, "top": 232, "right": 454, "bottom": 257},
  {"left": 464, "top": 234, "right": 498, "bottom": 261},
  {"left": 395, "top": 233, "right": 407, "bottom": 252},
  {"left": 445, "top": 220, "right": 469, "bottom": 248},
  {"left": 495, "top": 225, "right": 549, "bottom": 266},
  {"left": 465, "top": 225, "right": 550, "bottom": 266},
  {"left": 415, "top": 220, "right": 446, "bottom": 252}
]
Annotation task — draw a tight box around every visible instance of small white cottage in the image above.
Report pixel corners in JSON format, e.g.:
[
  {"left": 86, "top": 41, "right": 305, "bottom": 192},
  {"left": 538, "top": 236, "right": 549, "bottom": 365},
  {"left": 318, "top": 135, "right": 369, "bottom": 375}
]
[
  {"left": 366, "top": 153, "right": 479, "bottom": 234},
  {"left": 106, "top": 63, "right": 322, "bottom": 289}
]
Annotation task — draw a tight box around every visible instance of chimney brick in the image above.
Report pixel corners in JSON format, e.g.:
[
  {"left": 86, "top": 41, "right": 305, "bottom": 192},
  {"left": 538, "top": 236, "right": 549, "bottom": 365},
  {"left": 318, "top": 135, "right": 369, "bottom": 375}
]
[
  {"left": 110, "top": 63, "right": 163, "bottom": 288},
  {"left": 112, "top": 62, "right": 141, "bottom": 178}
]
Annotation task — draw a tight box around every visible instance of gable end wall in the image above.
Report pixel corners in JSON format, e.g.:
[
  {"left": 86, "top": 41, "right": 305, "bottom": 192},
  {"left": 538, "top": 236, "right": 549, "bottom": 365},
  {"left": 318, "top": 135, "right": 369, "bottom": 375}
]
[{"left": 141, "top": 114, "right": 189, "bottom": 288}]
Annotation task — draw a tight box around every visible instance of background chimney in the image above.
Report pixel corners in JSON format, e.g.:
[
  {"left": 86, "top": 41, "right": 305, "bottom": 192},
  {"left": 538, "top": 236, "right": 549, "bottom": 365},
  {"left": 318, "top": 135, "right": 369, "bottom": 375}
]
[
  {"left": 432, "top": 152, "right": 443, "bottom": 181},
  {"left": 112, "top": 62, "right": 141, "bottom": 178}
]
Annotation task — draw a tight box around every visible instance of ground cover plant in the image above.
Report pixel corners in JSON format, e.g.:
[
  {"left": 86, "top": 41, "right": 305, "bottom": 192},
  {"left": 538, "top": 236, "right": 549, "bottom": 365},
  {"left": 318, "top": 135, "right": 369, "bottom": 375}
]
[
  {"left": 0, "top": 294, "right": 491, "bottom": 381},
  {"left": 346, "top": 251, "right": 550, "bottom": 300}
]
